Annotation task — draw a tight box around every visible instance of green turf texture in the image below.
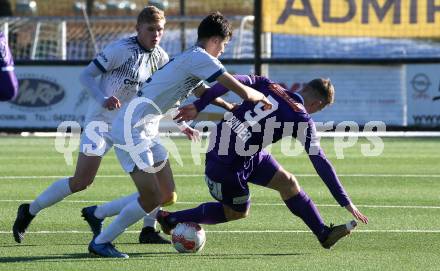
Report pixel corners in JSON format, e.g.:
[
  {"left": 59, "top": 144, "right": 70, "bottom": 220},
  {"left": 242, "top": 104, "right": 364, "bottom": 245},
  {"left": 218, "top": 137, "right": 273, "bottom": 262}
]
[{"left": 0, "top": 136, "right": 439, "bottom": 270}]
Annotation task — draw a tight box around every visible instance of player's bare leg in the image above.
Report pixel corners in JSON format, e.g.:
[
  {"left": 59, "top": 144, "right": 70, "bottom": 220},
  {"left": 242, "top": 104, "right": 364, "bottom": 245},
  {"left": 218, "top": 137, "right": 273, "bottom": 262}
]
[
  {"left": 69, "top": 153, "right": 102, "bottom": 192},
  {"left": 222, "top": 204, "right": 249, "bottom": 221},
  {"left": 82, "top": 160, "right": 176, "bottom": 243},
  {"left": 13, "top": 153, "right": 101, "bottom": 243},
  {"left": 155, "top": 160, "right": 176, "bottom": 204},
  {"left": 139, "top": 160, "right": 175, "bottom": 244}
]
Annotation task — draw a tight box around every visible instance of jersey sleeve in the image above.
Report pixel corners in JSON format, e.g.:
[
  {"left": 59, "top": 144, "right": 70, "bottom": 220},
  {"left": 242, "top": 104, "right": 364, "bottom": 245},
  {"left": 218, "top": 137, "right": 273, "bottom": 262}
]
[
  {"left": 0, "top": 32, "right": 18, "bottom": 101},
  {"left": 193, "top": 74, "right": 255, "bottom": 112},
  {"left": 79, "top": 63, "right": 107, "bottom": 105},
  {"left": 301, "top": 119, "right": 351, "bottom": 207},
  {"left": 189, "top": 52, "right": 226, "bottom": 83},
  {"left": 92, "top": 42, "right": 127, "bottom": 73}
]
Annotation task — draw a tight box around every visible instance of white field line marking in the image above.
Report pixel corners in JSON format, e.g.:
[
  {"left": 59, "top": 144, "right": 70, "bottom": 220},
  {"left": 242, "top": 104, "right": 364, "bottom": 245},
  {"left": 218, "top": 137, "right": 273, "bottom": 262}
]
[
  {"left": 1, "top": 200, "right": 439, "bottom": 209},
  {"left": 2, "top": 130, "right": 440, "bottom": 137},
  {"left": 1, "top": 174, "right": 440, "bottom": 180},
  {"left": 0, "top": 229, "right": 440, "bottom": 234},
  {"left": 1, "top": 155, "right": 440, "bottom": 160}
]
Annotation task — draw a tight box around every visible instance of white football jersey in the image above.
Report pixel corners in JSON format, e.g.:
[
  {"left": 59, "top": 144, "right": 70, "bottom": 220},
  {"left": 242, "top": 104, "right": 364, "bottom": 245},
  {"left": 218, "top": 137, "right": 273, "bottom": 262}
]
[
  {"left": 112, "top": 46, "right": 225, "bottom": 141},
  {"left": 138, "top": 46, "right": 225, "bottom": 112},
  {"left": 85, "top": 36, "right": 169, "bottom": 124}
]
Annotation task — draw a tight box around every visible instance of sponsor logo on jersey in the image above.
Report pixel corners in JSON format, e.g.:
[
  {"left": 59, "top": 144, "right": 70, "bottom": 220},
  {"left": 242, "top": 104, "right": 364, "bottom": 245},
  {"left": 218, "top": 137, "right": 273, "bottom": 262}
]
[
  {"left": 124, "top": 78, "right": 143, "bottom": 86},
  {"left": 97, "top": 52, "right": 108, "bottom": 63}
]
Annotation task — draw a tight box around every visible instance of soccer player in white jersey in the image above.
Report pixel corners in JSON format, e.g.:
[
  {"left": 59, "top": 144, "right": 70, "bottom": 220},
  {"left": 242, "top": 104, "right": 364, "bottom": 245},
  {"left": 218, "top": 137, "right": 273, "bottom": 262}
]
[
  {"left": 85, "top": 12, "right": 272, "bottom": 258},
  {"left": 12, "top": 6, "right": 196, "bottom": 245}
]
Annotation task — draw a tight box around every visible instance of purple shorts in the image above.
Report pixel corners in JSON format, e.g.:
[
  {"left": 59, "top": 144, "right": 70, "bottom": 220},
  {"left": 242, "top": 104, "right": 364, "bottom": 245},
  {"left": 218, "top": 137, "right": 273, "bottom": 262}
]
[{"left": 204, "top": 150, "right": 280, "bottom": 212}]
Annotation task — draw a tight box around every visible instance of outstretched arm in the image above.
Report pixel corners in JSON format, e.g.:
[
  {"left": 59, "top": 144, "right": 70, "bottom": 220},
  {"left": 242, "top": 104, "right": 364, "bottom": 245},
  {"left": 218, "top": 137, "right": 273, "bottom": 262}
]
[
  {"left": 193, "top": 84, "right": 235, "bottom": 111},
  {"left": 174, "top": 75, "right": 252, "bottom": 122},
  {"left": 303, "top": 121, "right": 369, "bottom": 224},
  {"left": 216, "top": 73, "right": 271, "bottom": 109},
  {"left": 308, "top": 149, "right": 369, "bottom": 224},
  {"left": 194, "top": 74, "right": 254, "bottom": 112},
  {"left": 308, "top": 149, "right": 351, "bottom": 206}
]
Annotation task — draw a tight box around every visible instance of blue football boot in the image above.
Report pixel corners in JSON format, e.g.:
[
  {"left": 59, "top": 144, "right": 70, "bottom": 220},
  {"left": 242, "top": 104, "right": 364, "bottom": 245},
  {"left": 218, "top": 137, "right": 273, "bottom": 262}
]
[
  {"left": 81, "top": 206, "right": 104, "bottom": 237},
  {"left": 88, "top": 239, "right": 129, "bottom": 259}
]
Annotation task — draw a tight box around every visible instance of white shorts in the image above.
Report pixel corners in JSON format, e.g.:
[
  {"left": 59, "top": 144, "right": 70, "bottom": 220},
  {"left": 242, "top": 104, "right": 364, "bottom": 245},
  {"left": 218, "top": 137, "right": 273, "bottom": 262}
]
[
  {"left": 113, "top": 137, "right": 169, "bottom": 173},
  {"left": 79, "top": 130, "right": 113, "bottom": 157}
]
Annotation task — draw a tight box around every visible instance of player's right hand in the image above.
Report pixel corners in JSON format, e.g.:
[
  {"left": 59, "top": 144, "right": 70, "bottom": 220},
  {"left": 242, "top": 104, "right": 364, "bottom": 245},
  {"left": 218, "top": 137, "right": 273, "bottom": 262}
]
[
  {"left": 173, "top": 104, "right": 199, "bottom": 122},
  {"left": 181, "top": 127, "right": 201, "bottom": 142},
  {"left": 345, "top": 202, "right": 369, "bottom": 224},
  {"left": 103, "top": 96, "right": 121, "bottom": 110}
]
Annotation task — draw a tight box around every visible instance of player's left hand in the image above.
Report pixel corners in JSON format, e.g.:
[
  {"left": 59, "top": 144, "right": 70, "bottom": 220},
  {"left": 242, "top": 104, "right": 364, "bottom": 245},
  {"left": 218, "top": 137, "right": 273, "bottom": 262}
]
[
  {"left": 181, "top": 127, "right": 200, "bottom": 142},
  {"left": 345, "top": 202, "right": 369, "bottom": 224},
  {"left": 261, "top": 96, "right": 272, "bottom": 111},
  {"left": 174, "top": 104, "right": 198, "bottom": 122}
]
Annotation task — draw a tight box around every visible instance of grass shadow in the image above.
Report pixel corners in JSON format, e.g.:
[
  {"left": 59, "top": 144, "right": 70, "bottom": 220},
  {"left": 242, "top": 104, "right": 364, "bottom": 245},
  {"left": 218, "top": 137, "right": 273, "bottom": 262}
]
[
  {"left": 0, "top": 252, "right": 305, "bottom": 263},
  {"left": 0, "top": 254, "right": 90, "bottom": 263}
]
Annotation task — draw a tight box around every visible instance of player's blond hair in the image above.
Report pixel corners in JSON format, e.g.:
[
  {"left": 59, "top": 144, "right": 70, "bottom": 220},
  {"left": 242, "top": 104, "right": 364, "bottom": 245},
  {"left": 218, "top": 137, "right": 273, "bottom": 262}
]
[
  {"left": 137, "top": 6, "right": 165, "bottom": 25},
  {"left": 306, "top": 78, "right": 335, "bottom": 106}
]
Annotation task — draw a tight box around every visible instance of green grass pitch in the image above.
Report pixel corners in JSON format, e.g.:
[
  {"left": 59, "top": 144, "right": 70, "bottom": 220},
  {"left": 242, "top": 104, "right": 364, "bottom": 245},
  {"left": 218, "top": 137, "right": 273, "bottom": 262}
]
[{"left": 0, "top": 136, "right": 439, "bottom": 270}]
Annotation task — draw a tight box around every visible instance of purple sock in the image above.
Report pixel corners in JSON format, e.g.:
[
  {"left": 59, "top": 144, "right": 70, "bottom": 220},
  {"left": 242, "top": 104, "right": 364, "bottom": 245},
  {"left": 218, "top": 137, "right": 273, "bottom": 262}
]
[
  {"left": 168, "top": 202, "right": 227, "bottom": 225},
  {"left": 284, "top": 190, "right": 329, "bottom": 242}
]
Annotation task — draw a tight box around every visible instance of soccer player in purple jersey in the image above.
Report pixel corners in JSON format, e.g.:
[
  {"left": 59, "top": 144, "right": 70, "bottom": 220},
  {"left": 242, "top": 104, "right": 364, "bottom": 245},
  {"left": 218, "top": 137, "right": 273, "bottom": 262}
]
[
  {"left": 159, "top": 74, "right": 369, "bottom": 249},
  {"left": 0, "top": 31, "right": 18, "bottom": 101}
]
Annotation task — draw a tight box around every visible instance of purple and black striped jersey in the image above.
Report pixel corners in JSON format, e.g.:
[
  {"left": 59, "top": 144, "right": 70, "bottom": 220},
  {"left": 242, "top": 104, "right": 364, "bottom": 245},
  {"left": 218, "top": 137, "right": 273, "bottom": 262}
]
[
  {"left": 195, "top": 75, "right": 351, "bottom": 207},
  {"left": 0, "top": 32, "right": 18, "bottom": 101}
]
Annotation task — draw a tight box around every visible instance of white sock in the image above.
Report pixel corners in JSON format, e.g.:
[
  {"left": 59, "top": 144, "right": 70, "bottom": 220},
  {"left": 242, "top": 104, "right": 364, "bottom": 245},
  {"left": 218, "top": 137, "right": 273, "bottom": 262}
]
[
  {"left": 143, "top": 207, "right": 160, "bottom": 229},
  {"left": 95, "top": 200, "right": 158, "bottom": 244},
  {"left": 29, "top": 178, "right": 72, "bottom": 216},
  {"left": 94, "top": 192, "right": 139, "bottom": 219}
]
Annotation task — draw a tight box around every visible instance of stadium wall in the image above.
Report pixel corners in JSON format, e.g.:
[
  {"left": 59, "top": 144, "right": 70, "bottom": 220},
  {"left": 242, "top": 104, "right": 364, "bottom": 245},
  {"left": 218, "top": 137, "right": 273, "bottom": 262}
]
[
  {"left": 0, "top": 62, "right": 439, "bottom": 130},
  {"left": 0, "top": 63, "right": 252, "bottom": 130}
]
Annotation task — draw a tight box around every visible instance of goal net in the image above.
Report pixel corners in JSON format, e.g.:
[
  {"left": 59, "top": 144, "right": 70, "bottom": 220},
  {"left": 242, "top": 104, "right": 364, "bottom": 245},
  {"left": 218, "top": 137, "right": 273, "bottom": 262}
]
[{"left": 0, "top": 15, "right": 254, "bottom": 61}]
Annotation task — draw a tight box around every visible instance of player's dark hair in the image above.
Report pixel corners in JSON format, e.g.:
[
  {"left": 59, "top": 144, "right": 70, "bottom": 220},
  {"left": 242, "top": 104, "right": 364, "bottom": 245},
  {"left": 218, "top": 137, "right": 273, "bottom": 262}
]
[
  {"left": 197, "top": 12, "right": 232, "bottom": 41},
  {"left": 306, "top": 78, "right": 335, "bottom": 105}
]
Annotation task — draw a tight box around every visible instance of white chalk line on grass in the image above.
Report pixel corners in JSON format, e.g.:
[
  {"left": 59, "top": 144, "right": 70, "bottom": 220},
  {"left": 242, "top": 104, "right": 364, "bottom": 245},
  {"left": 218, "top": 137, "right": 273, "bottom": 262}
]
[
  {"left": 1, "top": 200, "right": 439, "bottom": 209},
  {"left": 1, "top": 173, "right": 440, "bottom": 180},
  {"left": 0, "top": 230, "right": 437, "bottom": 234},
  {"left": 2, "top": 131, "right": 440, "bottom": 138}
]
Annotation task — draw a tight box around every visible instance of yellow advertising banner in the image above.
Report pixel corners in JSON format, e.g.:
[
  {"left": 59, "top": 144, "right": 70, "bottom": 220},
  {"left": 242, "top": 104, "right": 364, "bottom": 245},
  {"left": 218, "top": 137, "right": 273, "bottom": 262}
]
[{"left": 263, "top": 0, "right": 440, "bottom": 37}]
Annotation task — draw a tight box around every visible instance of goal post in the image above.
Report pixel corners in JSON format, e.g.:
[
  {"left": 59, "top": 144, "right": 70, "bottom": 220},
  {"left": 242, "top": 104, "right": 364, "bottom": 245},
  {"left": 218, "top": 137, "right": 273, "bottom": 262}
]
[{"left": 3, "top": 15, "right": 255, "bottom": 61}]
